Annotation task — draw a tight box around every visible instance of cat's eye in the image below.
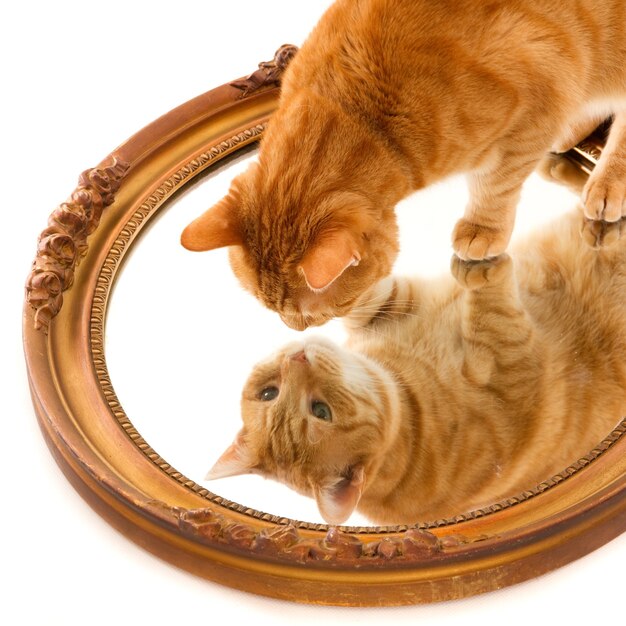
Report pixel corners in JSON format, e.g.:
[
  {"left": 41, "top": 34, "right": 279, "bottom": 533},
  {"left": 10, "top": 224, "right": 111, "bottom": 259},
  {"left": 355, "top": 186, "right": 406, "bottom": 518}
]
[
  {"left": 311, "top": 400, "right": 332, "bottom": 421},
  {"left": 259, "top": 386, "right": 279, "bottom": 401}
]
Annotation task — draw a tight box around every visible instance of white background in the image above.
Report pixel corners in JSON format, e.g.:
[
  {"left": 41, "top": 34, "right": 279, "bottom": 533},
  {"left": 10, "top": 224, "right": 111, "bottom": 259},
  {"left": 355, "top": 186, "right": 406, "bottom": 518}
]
[{"left": 3, "top": 1, "right": 625, "bottom": 623}]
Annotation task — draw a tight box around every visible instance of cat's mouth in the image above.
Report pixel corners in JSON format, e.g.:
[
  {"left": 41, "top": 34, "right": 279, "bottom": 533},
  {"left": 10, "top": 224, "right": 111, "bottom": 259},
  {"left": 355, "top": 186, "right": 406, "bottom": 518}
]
[
  {"left": 280, "top": 311, "right": 332, "bottom": 331},
  {"left": 278, "top": 289, "right": 363, "bottom": 330},
  {"left": 280, "top": 295, "right": 365, "bottom": 330},
  {"left": 281, "top": 337, "right": 337, "bottom": 370},
  {"left": 278, "top": 344, "right": 312, "bottom": 376},
  {"left": 280, "top": 313, "right": 310, "bottom": 331},
  {"left": 280, "top": 308, "right": 346, "bottom": 330}
]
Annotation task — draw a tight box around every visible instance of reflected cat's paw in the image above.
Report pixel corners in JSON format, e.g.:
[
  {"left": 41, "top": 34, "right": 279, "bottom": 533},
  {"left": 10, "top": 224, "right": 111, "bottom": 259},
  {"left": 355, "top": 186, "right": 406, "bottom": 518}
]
[
  {"left": 451, "top": 253, "right": 512, "bottom": 290},
  {"left": 580, "top": 217, "right": 626, "bottom": 249},
  {"left": 537, "top": 152, "right": 587, "bottom": 194},
  {"left": 582, "top": 165, "right": 626, "bottom": 222},
  {"left": 452, "top": 219, "right": 509, "bottom": 261}
]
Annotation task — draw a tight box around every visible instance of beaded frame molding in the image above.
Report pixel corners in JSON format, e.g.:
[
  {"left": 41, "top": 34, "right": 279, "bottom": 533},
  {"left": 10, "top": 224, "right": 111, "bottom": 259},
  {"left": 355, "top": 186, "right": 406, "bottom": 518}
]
[{"left": 23, "top": 46, "right": 626, "bottom": 606}]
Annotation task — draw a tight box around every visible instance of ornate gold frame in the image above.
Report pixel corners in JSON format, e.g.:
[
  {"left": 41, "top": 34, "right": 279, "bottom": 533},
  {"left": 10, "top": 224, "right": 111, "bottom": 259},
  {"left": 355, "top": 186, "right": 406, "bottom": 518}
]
[{"left": 23, "top": 47, "right": 626, "bottom": 606}]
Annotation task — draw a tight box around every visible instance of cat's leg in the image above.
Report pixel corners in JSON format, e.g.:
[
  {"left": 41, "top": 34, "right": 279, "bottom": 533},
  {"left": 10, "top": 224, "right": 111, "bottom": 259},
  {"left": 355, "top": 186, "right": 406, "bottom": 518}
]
[
  {"left": 451, "top": 254, "right": 537, "bottom": 387},
  {"left": 582, "top": 110, "right": 626, "bottom": 222},
  {"left": 452, "top": 150, "right": 543, "bottom": 261}
]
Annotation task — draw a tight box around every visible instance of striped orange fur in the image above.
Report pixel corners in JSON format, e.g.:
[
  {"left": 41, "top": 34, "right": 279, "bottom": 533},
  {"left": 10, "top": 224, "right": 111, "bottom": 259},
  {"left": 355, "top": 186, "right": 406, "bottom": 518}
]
[
  {"left": 182, "top": 0, "right": 626, "bottom": 330},
  {"left": 209, "top": 206, "right": 626, "bottom": 525}
]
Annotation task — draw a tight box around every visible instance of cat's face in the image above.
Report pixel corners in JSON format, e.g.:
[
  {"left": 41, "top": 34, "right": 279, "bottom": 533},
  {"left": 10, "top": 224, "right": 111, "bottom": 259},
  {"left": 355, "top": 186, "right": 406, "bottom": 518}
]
[
  {"left": 180, "top": 92, "right": 403, "bottom": 330},
  {"left": 206, "top": 337, "right": 388, "bottom": 524},
  {"left": 181, "top": 171, "right": 399, "bottom": 330}
]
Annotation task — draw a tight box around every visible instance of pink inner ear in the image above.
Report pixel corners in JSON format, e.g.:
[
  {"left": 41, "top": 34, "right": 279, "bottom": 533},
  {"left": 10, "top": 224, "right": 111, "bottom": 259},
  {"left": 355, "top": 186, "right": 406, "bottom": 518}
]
[
  {"left": 205, "top": 430, "right": 254, "bottom": 480},
  {"left": 314, "top": 465, "right": 365, "bottom": 525},
  {"left": 180, "top": 192, "right": 242, "bottom": 251},
  {"left": 299, "top": 229, "right": 361, "bottom": 291}
]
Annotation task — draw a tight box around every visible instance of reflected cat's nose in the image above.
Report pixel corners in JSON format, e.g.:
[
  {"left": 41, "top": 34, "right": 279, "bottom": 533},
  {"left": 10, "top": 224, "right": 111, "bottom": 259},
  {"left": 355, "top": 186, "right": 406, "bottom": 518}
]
[{"left": 289, "top": 350, "right": 308, "bottom": 364}]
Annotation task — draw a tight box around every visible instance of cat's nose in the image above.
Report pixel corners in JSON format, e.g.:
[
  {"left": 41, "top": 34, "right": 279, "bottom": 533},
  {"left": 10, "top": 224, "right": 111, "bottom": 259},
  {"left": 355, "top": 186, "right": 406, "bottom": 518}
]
[
  {"left": 280, "top": 313, "right": 309, "bottom": 331},
  {"left": 289, "top": 350, "right": 308, "bottom": 364}
]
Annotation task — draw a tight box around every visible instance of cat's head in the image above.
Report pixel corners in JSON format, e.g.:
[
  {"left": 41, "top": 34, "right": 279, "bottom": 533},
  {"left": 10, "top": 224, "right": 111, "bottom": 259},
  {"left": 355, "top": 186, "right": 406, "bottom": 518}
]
[
  {"left": 180, "top": 91, "right": 403, "bottom": 330},
  {"left": 205, "top": 336, "right": 391, "bottom": 525}
]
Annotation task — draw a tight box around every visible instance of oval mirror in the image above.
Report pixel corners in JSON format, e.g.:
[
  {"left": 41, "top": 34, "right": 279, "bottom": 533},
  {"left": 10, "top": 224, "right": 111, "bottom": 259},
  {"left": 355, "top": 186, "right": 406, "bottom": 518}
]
[{"left": 23, "top": 46, "right": 626, "bottom": 606}]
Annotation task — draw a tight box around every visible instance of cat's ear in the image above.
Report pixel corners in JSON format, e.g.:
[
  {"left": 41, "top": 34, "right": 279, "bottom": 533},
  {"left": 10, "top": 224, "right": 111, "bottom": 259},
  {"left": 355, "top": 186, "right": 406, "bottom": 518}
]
[
  {"left": 313, "top": 465, "right": 365, "bottom": 525},
  {"left": 205, "top": 430, "right": 255, "bottom": 480},
  {"left": 299, "top": 229, "right": 361, "bottom": 291},
  {"left": 180, "top": 192, "right": 242, "bottom": 251}
]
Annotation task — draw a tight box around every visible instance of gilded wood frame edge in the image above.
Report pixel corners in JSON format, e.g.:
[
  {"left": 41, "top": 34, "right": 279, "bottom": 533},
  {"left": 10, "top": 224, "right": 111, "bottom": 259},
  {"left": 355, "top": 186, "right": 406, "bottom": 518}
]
[{"left": 22, "top": 47, "right": 626, "bottom": 606}]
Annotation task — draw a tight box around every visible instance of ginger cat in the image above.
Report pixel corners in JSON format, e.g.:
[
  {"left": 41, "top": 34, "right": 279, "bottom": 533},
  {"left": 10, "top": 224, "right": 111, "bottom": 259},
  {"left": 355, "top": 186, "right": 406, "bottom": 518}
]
[
  {"left": 206, "top": 199, "right": 626, "bottom": 525},
  {"left": 181, "top": 0, "right": 626, "bottom": 330}
]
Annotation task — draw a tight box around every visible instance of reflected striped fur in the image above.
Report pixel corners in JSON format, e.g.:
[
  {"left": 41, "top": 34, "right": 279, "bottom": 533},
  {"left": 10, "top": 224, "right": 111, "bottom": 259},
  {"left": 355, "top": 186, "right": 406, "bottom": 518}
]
[{"left": 213, "top": 209, "right": 626, "bottom": 525}]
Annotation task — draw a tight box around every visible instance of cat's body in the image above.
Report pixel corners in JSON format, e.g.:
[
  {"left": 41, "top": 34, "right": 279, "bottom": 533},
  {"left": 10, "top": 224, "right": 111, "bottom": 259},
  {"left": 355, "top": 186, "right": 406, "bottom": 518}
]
[
  {"left": 182, "top": 0, "right": 626, "bottom": 330},
  {"left": 208, "top": 208, "right": 626, "bottom": 525}
]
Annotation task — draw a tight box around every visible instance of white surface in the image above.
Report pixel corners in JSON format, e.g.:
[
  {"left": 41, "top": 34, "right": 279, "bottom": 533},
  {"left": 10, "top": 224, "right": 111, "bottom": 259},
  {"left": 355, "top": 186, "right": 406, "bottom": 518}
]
[{"left": 3, "top": 1, "right": 625, "bottom": 623}]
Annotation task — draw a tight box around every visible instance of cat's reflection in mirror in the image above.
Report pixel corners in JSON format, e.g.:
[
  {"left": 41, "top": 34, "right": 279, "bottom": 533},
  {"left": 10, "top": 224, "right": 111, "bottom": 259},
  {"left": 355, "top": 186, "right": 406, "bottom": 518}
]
[{"left": 206, "top": 171, "right": 626, "bottom": 525}]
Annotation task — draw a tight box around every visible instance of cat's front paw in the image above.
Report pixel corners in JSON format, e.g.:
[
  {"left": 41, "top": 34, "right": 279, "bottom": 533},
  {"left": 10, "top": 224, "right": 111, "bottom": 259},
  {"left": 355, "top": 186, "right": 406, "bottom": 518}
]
[
  {"left": 451, "top": 253, "right": 512, "bottom": 290},
  {"left": 582, "top": 164, "right": 626, "bottom": 222},
  {"left": 452, "top": 219, "right": 509, "bottom": 261},
  {"left": 580, "top": 217, "right": 626, "bottom": 249}
]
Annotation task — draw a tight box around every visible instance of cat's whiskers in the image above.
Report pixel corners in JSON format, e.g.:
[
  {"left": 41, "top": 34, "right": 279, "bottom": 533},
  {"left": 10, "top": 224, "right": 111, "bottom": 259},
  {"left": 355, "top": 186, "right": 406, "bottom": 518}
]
[
  {"left": 360, "top": 308, "right": 424, "bottom": 320},
  {"left": 345, "top": 308, "right": 427, "bottom": 329},
  {"left": 346, "top": 295, "right": 421, "bottom": 312}
]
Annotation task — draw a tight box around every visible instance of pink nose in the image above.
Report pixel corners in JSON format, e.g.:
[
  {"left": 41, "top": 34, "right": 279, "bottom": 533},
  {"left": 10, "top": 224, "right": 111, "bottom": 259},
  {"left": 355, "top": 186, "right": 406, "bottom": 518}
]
[{"left": 289, "top": 350, "right": 308, "bottom": 363}]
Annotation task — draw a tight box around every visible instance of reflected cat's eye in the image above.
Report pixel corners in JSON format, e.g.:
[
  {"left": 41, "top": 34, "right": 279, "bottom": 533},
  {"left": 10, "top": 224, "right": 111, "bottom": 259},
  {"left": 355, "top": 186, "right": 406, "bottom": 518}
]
[
  {"left": 311, "top": 400, "right": 332, "bottom": 421},
  {"left": 259, "top": 386, "right": 279, "bottom": 401}
]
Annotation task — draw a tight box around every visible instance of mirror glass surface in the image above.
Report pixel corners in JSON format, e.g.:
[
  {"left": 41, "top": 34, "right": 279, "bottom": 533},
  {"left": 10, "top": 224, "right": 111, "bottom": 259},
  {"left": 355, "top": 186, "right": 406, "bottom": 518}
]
[{"left": 105, "top": 148, "right": 603, "bottom": 526}]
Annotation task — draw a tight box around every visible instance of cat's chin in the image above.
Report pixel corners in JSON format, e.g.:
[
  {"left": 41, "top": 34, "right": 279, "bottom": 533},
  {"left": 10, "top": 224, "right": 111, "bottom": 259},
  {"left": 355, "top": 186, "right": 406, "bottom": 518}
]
[
  {"left": 279, "top": 301, "right": 359, "bottom": 330},
  {"left": 279, "top": 312, "right": 314, "bottom": 331},
  {"left": 279, "top": 312, "right": 333, "bottom": 331}
]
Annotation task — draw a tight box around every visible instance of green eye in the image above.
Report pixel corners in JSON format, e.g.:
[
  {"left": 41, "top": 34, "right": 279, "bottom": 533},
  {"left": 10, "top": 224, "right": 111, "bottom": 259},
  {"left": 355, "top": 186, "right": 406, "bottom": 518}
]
[
  {"left": 311, "top": 400, "right": 332, "bottom": 421},
  {"left": 259, "top": 386, "right": 279, "bottom": 401}
]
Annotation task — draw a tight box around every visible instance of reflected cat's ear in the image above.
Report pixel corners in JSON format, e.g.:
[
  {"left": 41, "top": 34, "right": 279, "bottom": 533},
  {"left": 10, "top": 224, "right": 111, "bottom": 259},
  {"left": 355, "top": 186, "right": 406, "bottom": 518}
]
[
  {"left": 314, "top": 465, "right": 365, "bottom": 525},
  {"left": 299, "top": 229, "right": 361, "bottom": 291},
  {"left": 205, "top": 430, "right": 255, "bottom": 480},
  {"left": 180, "top": 192, "right": 242, "bottom": 252}
]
